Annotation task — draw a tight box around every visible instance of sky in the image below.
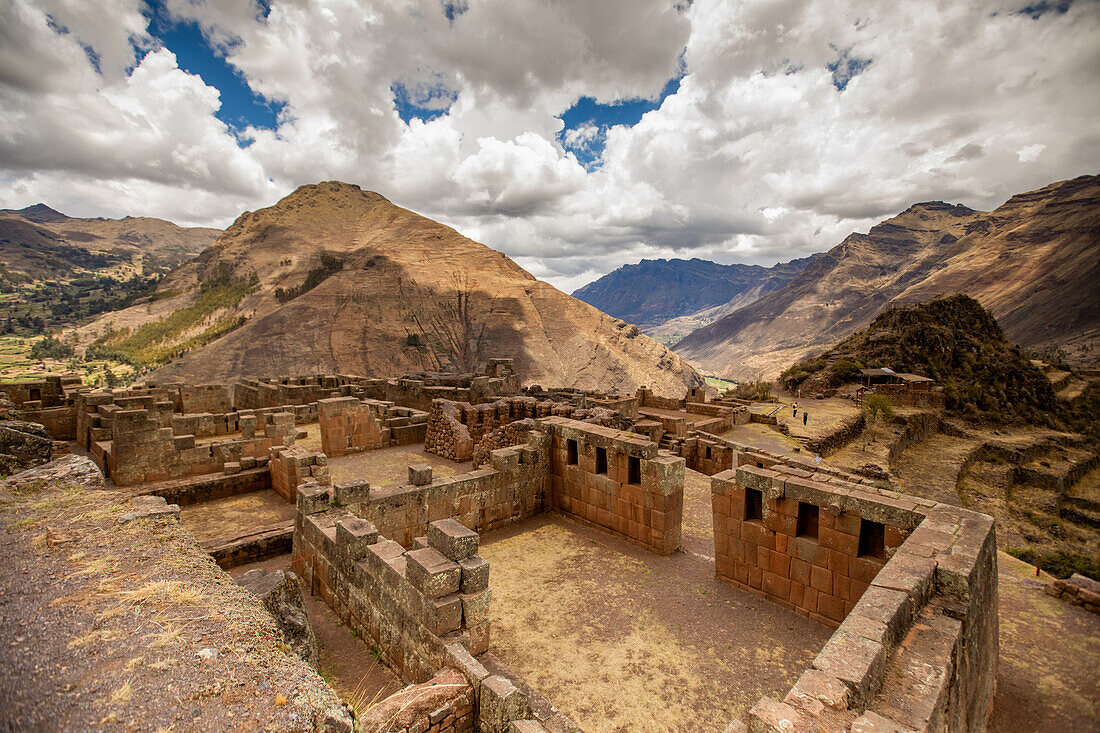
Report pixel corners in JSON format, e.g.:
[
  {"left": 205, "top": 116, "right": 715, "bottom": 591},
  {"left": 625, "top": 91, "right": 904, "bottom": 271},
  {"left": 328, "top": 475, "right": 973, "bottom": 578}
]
[{"left": 0, "top": 1, "right": 1097, "bottom": 293}]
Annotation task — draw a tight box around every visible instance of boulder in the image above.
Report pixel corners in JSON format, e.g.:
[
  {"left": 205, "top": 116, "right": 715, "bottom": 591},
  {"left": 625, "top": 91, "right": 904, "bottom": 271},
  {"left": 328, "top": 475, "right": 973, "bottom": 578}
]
[
  {"left": 1, "top": 454, "right": 103, "bottom": 491},
  {"left": 0, "top": 420, "right": 52, "bottom": 476},
  {"left": 236, "top": 569, "right": 319, "bottom": 668}
]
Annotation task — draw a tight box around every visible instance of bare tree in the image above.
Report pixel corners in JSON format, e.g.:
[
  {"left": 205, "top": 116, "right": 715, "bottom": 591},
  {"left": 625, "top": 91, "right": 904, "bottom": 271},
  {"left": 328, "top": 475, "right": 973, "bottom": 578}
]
[{"left": 397, "top": 272, "right": 489, "bottom": 373}]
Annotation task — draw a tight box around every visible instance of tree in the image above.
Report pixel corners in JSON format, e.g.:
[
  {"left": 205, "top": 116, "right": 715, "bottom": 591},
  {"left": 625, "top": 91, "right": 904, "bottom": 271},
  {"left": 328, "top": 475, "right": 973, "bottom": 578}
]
[{"left": 397, "top": 272, "right": 490, "bottom": 373}]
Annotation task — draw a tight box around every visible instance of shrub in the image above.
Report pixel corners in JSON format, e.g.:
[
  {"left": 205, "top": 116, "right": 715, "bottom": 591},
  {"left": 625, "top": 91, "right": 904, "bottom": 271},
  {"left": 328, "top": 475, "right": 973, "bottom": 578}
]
[
  {"left": 29, "top": 335, "right": 73, "bottom": 360},
  {"left": 863, "top": 394, "right": 894, "bottom": 423},
  {"left": 1006, "top": 547, "right": 1100, "bottom": 581},
  {"left": 830, "top": 358, "right": 864, "bottom": 381}
]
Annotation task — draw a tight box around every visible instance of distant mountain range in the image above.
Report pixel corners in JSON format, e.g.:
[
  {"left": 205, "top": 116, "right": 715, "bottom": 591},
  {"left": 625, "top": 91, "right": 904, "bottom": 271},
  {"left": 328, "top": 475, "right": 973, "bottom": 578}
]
[
  {"left": 572, "top": 256, "right": 816, "bottom": 344},
  {"left": 76, "top": 182, "right": 702, "bottom": 395},
  {"left": 674, "top": 175, "right": 1100, "bottom": 378},
  {"left": 0, "top": 204, "right": 220, "bottom": 282}
]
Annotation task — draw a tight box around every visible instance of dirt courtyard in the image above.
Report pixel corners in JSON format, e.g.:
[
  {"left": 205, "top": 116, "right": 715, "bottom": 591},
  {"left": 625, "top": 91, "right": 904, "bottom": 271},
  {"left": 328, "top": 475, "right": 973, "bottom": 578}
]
[
  {"left": 326, "top": 443, "right": 472, "bottom": 486},
  {"left": 479, "top": 478, "right": 830, "bottom": 733}
]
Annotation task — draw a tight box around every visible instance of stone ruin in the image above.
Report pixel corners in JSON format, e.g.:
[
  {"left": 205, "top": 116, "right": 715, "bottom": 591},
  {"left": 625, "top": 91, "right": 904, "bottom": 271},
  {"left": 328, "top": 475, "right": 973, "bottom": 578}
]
[{"left": 0, "top": 363, "right": 1002, "bottom": 733}]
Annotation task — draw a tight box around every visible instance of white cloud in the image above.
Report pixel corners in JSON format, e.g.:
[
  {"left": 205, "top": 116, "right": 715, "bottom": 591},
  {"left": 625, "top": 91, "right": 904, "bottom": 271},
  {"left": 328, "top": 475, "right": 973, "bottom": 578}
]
[{"left": 0, "top": 0, "right": 1097, "bottom": 291}]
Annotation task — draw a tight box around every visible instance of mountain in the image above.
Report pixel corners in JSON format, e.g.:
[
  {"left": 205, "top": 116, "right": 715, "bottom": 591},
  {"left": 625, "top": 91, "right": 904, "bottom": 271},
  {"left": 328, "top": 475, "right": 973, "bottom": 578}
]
[
  {"left": 571, "top": 256, "right": 815, "bottom": 343},
  {"left": 781, "top": 295, "right": 1057, "bottom": 423},
  {"left": 674, "top": 175, "right": 1100, "bottom": 379},
  {"left": 78, "top": 182, "right": 702, "bottom": 395},
  {"left": 0, "top": 204, "right": 220, "bottom": 281}
]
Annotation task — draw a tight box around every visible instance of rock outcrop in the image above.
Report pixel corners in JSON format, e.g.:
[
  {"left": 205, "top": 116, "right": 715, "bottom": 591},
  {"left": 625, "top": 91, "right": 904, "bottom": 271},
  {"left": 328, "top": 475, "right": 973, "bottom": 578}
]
[
  {"left": 0, "top": 421, "right": 52, "bottom": 476},
  {"left": 236, "top": 568, "right": 320, "bottom": 669}
]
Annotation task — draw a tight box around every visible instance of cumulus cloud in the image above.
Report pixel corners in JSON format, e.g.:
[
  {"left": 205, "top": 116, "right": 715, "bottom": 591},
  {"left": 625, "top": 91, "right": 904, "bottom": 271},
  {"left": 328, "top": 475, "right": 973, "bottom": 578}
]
[{"left": 0, "top": 0, "right": 1097, "bottom": 291}]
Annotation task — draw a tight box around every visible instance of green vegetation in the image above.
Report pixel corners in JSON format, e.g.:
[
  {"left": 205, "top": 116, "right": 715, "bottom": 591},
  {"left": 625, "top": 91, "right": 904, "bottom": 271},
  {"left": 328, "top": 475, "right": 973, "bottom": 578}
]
[
  {"left": 780, "top": 295, "right": 1057, "bottom": 423},
  {"left": 0, "top": 274, "right": 161, "bottom": 335},
  {"left": 275, "top": 255, "right": 343, "bottom": 303},
  {"left": 29, "top": 335, "right": 73, "bottom": 360},
  {"left": 727, "top": 379, "right": 773, "bottom": 401},
  {"left": 704, "top": 375, "right": 737, "bottom": 393},
  {"left": 1006, "top": 546, "right": 1100, "bottom": 582},
  {"left": 90, "top": 270, "right": 256, "bottom": 367},
  {"left": 863, "top": 394, "right": 894, "bottom": 423}
]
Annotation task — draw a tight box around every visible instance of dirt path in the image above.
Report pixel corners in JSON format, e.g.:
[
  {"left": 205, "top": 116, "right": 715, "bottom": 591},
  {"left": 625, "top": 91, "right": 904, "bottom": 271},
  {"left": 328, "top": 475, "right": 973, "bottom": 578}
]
[{"left": 479, "top": 469, "right": 830, "bottom": 733}]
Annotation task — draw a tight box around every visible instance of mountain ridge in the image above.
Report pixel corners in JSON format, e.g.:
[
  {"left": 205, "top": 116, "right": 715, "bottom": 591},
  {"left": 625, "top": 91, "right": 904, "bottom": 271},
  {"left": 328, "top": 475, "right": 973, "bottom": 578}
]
[
  {"left": 77, "top": 181, "right": 703, "bottom": 395},
  {"left": 674, "top": 175, "right": 1100, "bottom": 378}
]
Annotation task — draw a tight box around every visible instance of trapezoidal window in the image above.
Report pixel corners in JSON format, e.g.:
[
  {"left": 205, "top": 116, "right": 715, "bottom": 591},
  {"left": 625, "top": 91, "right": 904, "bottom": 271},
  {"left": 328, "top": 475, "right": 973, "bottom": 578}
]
[
  {"left": 566, "top": 439, "right": 578, "bottom": 465},
  {"left": 595, "top": 446, "right": 608, "bottom": 474},
  {"left": 705, "top": 446, "right": 712, "bottom": 460},
  {"left": 628, "top": 455, "right": 641, "bottom": 484},
  {"left": 797, "top": 503, "right": 819, "bottom": 539},
  {"left": 744, "top": 488, "right": 763, "bottom": 521},
  {"left": 859, "top": 519, "right": 886, "bottom": 559},
  {"left": 29, "top": 388, "right": 41, "bottom": 401}
]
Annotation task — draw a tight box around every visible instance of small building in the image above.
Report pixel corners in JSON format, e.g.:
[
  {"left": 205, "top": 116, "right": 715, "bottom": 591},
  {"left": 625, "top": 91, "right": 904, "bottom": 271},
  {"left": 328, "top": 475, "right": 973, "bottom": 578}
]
[
  {"left": 859, "top": 367, "right": 899, "bottom": 387},
  {"left": 895, "top": 373, "right": 935, "bottom": 392}
]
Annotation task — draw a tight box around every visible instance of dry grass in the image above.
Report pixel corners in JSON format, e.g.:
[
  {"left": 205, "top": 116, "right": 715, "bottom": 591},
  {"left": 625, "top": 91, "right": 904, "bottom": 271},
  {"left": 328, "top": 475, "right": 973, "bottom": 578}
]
[{"left": 108, "top": 679, "right": 133, "bottom": 705}]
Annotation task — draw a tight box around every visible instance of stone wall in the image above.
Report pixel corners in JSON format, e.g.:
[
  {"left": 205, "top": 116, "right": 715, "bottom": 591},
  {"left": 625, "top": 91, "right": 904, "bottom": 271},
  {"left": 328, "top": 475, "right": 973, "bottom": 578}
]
[
  {"left": 270, "top": 444, "right": 331, "bottom": 502},
  {"left": 638, "top": 408, "right": 687, "bottom": 439},
  {"left": 424, "top": 396, "right": 613, "bottom": 462},
  {"left": 720, "top": 459, "right": 999, "bottom": 732},
  {"left": 347, "top": 432, "right": 551, "bottom": 548},
  {"left": 1045, "top": 574, "right": 1100, "bottom": 615},
  {"left": 543, "top": 416, "right": 684, "bottom": 555},
  {"left": 0, "top": 374, "right": 65, "bottom": 407},
  {"left": 15, "top": 405, "right": 76, "bottom": 440},
  {"left": 318, "top": 396, "right": 429, "bottom": 457},
  {"left": 713, "top": 464, "right": 922, "bottom": 626},
  {"left": 235, "top": 376, "right": 342, "bottom": 410},
  {"left": 636, "top": 386, "right": 684, "bottom": 411},
  {"left": 292, "top": 497, "right": 492, "bottom": 683},
  {"left": 179, "top": 383, "right": 232, "bottom": 414},
  {"left": 128, "top": 464, "right": 271, "bottom": 506},
  {"left": 106, "top": 407, "right": 295, "bottom": 486},
  {"left": 357, "top": 668, "right": 475, "bottom": 733},
  {"left": 676, "top": 433, "right": 738, "bottom": 476}
]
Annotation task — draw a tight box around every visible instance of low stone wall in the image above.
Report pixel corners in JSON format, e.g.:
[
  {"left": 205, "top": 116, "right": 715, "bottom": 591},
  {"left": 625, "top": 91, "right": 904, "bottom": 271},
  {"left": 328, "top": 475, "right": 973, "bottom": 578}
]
[
  {"left": 674, "top": 433, "right": 737, "bottom": 476},
  {"left": 543, "top": 416, "right": 684, "bottom": 555},
  {"left": 293, "top": 498, "right": 492, "bottom": 682},
  {"left": 425, "top": 396, "right": 614, "bottom": 462},
  {"left": 720, "top": 460, "right": 999, "bottom": 732},
  {"left": 347, "top": 432, "right": 551, "bottom": 548},
  {"left": 235, "top": 376, "right": 341, "bottom": 410},
  {"left": 887, "top": 411, "right": 942, "bottom": 466},
  {"left": 869, "top": 384, "right": 947, "bottom": 409},
  {"left": 128, "top": 463, "right": 271, "bottom": 506},
  {"left": 586, "top": 393, "right": 639, "bottom": 422},
  {"left": 636, "top": 386, "right": 685, "bottom": 411},
  {"left": 16, "top": 405, "right": 76, "bottom": 440},
  {"left": 638, "top": 408, "right": 687, "bottom": 439},
  {"left": 1045, "top": 574, "right": 1100, "bottom": 615},
  {"left": 107, "top": 407, "right": 295, "bottom": 486},
  {"left": 804, "top": 413, "right": 866, "bottom": 457}
]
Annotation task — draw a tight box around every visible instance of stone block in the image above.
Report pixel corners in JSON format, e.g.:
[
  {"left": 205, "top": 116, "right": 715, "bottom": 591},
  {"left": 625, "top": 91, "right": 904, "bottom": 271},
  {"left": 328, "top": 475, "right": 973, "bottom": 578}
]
[
  {"left": 850, "top": 710, "right": 918, "bottom": 732},
  {"left": 746, "top": 697, "right": 801, "bottom": 733},
  {"left": 461, "top": 588, "right": 492, "bottom": 626},
  {"left": 406, "top": 547, "right": 461, "bottom": 599},
  {"left": 336, "top": 518, "right": 378, "bottom": 559},
  {"left": 333, "top": 479, "right": 370, "bottom": 505},
  {"left": 478, "top": 675, "right": 531, "bottom": 733},
  {"left": 460, "top": 555, "right": 490, "bottom": 593},
  {"left": 223, "top": 461, "right": 241, "bottom": 475},
  {"left": 409, "top": 463, "right": 433, "bottom": 486},
  {"left": 428, "top": 594, "right": 463, "bottom": 635},
  {"left": 428, "top": 518, "right": 480, "bottom": 562},
  {"left": 296, "top": 483, "right": 331, "bottom": 515}
]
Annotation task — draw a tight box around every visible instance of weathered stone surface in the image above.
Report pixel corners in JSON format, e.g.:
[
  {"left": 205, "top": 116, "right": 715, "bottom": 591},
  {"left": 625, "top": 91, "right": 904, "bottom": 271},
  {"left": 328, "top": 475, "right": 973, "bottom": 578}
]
[
  {"left": 406, "top": 547, "right": 462, "bottom": 599},
  {"left": 0, "top": 420, "right": 52, "bottom": 476},
  {"left": 119, "top": 495, "right": 180, "bottom": 524},
  {"left": 459, "top": 556, "right": 490, "bottom": 593},
  {"left": 428, "top": 518, "right": 479, "bottom": 562},
  {"left": 1, "top": 454, "right": 103, "bottom": 490},
  {"left": 409, "top": 463, "right": 433, "bottom": 486},
  {"left": 479, "top": 675, "right": 531, "bottom": 733},
  {"left": 237, "top": 568, "right": 320, "bottom": 669},
  {"left": 335, "top": 517, "right": 378, "bottom": 559}
]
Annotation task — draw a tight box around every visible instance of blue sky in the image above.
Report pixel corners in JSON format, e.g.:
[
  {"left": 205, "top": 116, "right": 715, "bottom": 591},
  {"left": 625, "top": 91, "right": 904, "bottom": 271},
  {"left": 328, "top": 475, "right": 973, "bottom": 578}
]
[{"left": 143, "top": 1, "right": 284, "bottom": 133}]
